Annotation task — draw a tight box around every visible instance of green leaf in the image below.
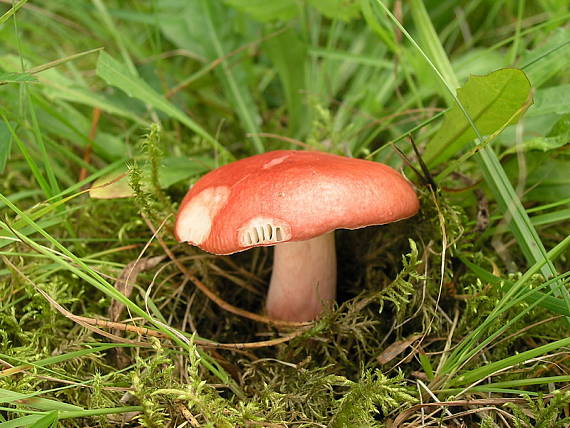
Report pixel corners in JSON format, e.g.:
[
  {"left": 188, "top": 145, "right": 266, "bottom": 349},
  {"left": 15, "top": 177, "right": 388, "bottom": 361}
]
[
  {"left": 525, "top": 158, "right": 570, "bottom": 203},
  {"left": 0, "top": 71, "right": 37, "bottom": 85},
  {"left": 0, "top": 121, "right": 13, "bottom": 173},
  {"left": 531, "top": 208, "right": 570, "bottom": 226},
  {"left": 0, "top": 389, "right": 82, "bottom": 412},
  {"left": 424, "top": 68, "right": 532, "bottom": 166},
  {"left": 264, "top": 29, "right": 308, "bottom": 136},
  {"left": 501, "top": 114, "right": 570, "bottom": 157},
  {"left": 89, "top": 156, "right": 215, "bottom": 199},
  {"left": 158, "top": 1, "right": 262, "bottom": 153},
  {"left": 157, "top": 0, "right": 210, "bottom": 60},
  {"left": 95, "top": 52, "right": 230, "bottom": 156},
  {"left": 451, "top": 336, "right": 570, "bottom": 387},
  {"left": 0, "top": 0, "right": 26, "bottom": 25},
  {"left": 199, "top": 0, "right": 264, "bottom": 153},
  {"left": 527, "top": 85, "right": 570, "bottom": 117},
  {"left": 29, "top": 412, "right": 57, "bottom": 428},
  {"left": 224, "top": 0, "right": 298, "bottom": 21},
  {"left": 521, "top": 26, "right": 570, "bottom": 88},
  {"left": 0, "top": 415, "right": 46, "bottom": 428},
  {"left": 308, "top": 0, "right": 361, "bottom": 21}
]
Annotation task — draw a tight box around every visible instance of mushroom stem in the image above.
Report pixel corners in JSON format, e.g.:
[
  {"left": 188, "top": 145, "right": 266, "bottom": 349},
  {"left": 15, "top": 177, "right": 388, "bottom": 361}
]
[{"left": 265, "top": 232, "right": 337, "bottom": 322}]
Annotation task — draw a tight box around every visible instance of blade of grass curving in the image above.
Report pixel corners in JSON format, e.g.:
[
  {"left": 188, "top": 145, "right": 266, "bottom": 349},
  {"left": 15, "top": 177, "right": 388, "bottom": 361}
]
[
  {"left": 439, "top": 375, "right": 570, "bottom": 396},
  {"left": 373, "top": 0, "right": 569, "bottom": 316},
  {"left": 0, "top": 211, "right": 76, "bottom": 251},
  {"left": 464, "top": 375, "right": 570, "bottom": 391},
  {"left": 199, "top": 0, "right": 264, "bottom": 153},
  {"left": 28, "top": 48, "right": 104, "bottom": 76}
]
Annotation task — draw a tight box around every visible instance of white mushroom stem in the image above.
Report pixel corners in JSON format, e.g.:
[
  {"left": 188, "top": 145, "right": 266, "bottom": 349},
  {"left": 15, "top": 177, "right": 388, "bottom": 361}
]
[{"left": 265, "top": 232, "right": 337, "bottom": 322}]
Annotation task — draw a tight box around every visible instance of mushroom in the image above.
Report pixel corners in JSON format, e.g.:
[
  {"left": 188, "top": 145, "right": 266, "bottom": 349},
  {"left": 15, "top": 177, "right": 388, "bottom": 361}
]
[{"left": 174, "top": 150, "right": 419, "bottom": 322}]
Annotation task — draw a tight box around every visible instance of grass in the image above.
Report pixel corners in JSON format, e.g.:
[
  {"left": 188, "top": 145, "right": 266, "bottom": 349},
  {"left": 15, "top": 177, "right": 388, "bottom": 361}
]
[{"left": 1, "top": 0, "right": 570, "bottom": 426}]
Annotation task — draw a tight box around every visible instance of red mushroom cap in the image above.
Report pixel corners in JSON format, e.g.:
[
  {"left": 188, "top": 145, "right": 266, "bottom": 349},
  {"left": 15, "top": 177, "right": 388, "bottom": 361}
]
[{"left": 175, "top": 150, "right": 419, "bottom": 255}]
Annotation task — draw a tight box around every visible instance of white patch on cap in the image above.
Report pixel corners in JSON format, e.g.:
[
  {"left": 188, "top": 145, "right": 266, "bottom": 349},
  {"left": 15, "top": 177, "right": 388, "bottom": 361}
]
[
  {"left": 176, "top": 186, "right": 230, "bottom": 245},
  {"left": 238, "top": 217, "right": 291, "bottom": 247},
  {"left": 262, "top": 154, "right": 289, "bottom": 169}
]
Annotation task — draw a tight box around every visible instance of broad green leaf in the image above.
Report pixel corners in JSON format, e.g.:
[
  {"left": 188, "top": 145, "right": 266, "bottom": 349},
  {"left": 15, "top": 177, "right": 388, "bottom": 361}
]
[
  {"left": 0, "top": 71, "right": 37, "bottom": 85},
  {"left": 308, "top": 0, "right": 360, "bottom": 21},
  {"left": 89, "top": 156, "right": 215, "bottom": 199},
  {"left": 95, "top": 52, "right": 229, "bottom": 156},
  {"left": 525, "top": 158, "right": 570, "bottom": 203},
  {"left": 264, "top": 29, "right": 308, "bottom": 136},
  {"left": 158, "top": 0, "right": 211, "bottom": 60},
  {"left": 424, "top": 68, "right": 532, "bottom": 166},
  {"left": 527, "top": 84, "right": 570, "bottom": 117},
  {"left": 224, "top": 0, "right": 298, "bottom": 21},
  {"left": 501, "top": 113, "right": 570, "bottom": 157}
]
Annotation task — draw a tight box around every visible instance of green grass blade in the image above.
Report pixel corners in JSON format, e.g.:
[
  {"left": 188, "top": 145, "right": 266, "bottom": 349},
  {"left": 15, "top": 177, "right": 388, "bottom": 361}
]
[
  {"left": 0, "top": 0, "right": 27, "bottom": 25},
  {"left": 95, "top": 52, "right": 231, "bottom": 158},
  {"left": 450, "top": 336, "right": 570, "bottom": 387},
  {"left": 199, "top": 0, "right": 264, "bottom": 153}
]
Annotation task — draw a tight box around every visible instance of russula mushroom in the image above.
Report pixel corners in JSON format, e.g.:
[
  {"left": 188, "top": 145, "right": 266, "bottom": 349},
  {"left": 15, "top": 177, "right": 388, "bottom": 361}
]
[{"left": 174, "top": 150, "right": 419, "bottom": 322}]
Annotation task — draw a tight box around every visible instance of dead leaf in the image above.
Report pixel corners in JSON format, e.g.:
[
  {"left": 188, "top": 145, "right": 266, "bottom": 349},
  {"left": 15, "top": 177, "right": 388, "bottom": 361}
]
[
  {"left": 109, "top": 255, "right": 165, "bottom": 322},
  {"left": 377, "top": 334, "right": 422, "bottom": 365}
]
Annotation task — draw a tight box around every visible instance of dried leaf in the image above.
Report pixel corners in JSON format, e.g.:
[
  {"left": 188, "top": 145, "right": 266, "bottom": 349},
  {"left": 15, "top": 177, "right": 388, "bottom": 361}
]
[
  {"left": 377, "top": 334, "right": 422, "bottom": 365},
  {"left": 109, "top": 255, "right": 165, "bottom": 322}
]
